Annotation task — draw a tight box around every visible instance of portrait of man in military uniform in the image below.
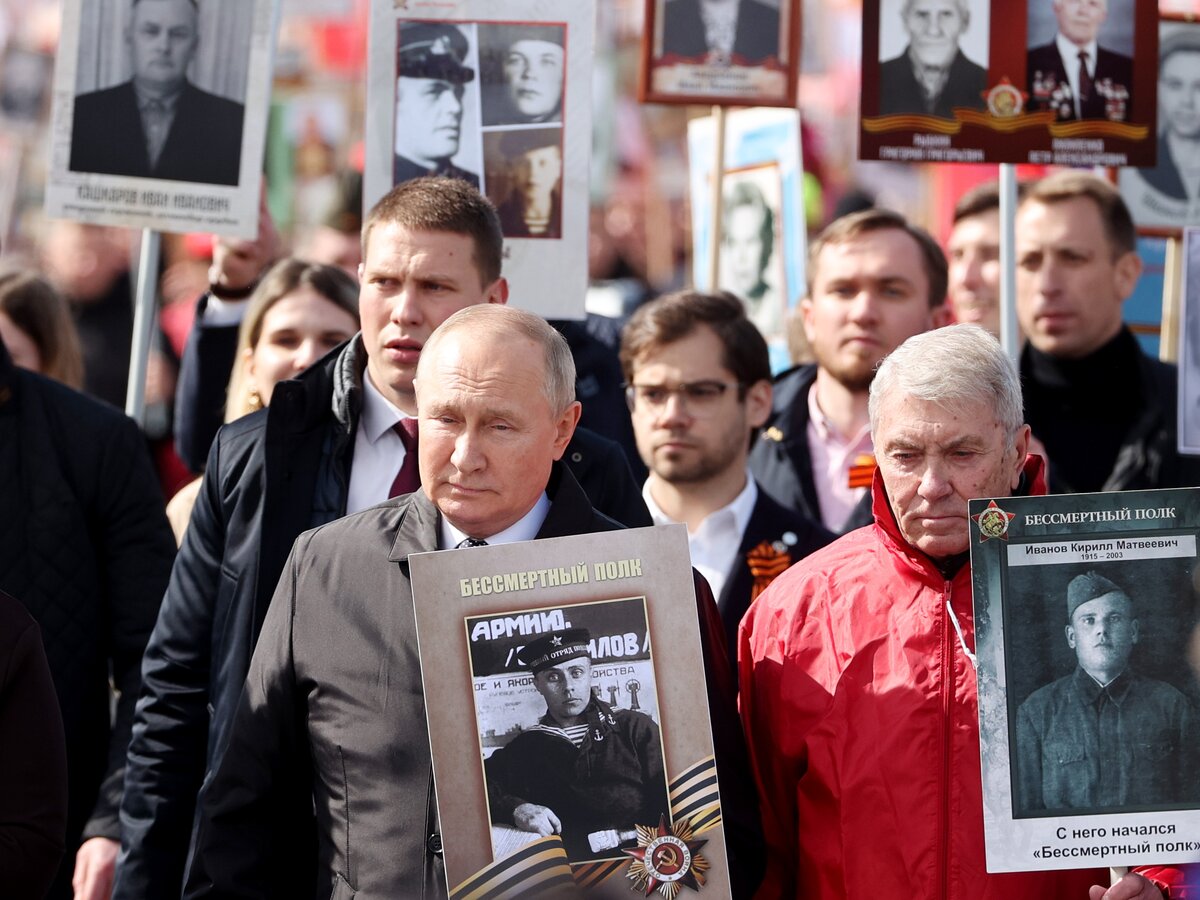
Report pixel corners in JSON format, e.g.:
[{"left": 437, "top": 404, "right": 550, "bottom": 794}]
[
  {"left": 393, "top": 21, "right": 480, "bottom": 188},
  {"left": 481, "top": 625, "right": 670, "bottom": 863},
  {"left": 1014, "top": 570, "right": 1200, "bottom": 816}
]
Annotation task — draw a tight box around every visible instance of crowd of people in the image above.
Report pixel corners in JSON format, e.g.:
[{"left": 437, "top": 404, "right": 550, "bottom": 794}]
[{"left": 1, "top": 163, "right": 1198, "bottom": 900}]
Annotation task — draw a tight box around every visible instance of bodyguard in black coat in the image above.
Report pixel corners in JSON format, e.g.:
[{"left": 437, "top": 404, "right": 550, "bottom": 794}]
[
  {"left": 0, "top": 337, "right": 175, "bottom": 899},
  {"left": 660, "top": 0, "right": 781, "bottom": 63}
]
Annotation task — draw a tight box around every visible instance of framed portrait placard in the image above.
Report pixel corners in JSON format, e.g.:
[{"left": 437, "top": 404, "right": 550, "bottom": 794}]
[
  {"left": 44, "top": 0, "right": 279, "bottom": 238},
  {"left": 409, "top": 526, "right": 732, "bottom": 899},
  {"left": 1119, "top": 16, "right": 1200, "bottom": 232},
  {"left": 860, "top": 0, "right": 1159, "bottom": 166},
  {"left": 638, "top": 0, "right": 801, "bottom": 107},
  {"left": 969, "top": 488, "right": 1200, "bottom": 872},
  {"left": 365, "top": 0, "right": 594, "bottom": 321}
]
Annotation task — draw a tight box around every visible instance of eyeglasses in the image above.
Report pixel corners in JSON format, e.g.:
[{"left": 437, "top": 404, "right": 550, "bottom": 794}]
[{"left": 624, "top": 380, "right": 742, "bottom": 417}]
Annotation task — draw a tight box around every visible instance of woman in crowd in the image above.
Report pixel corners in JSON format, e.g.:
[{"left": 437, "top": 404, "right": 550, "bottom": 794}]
[
  {"left": 0, "top": 270, "right": 85, "bottom": 389},
  {"left": 166, "top": 259, "right": 359, "bottom": 540}
]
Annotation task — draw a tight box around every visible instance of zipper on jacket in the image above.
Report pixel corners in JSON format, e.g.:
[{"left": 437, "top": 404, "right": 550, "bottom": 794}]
[{"left": 939, "top": 579, "right": 953, "bottom": 900}]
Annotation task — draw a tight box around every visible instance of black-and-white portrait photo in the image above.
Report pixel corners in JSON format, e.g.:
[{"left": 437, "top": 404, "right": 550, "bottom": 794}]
[
  {"left": 478, "top": 23, "right": 565, "bottom": 127},
  {"left": 468, "top": 597, "right": 670, "bottom": 865},
  {"left": 1120, "top": 22, "right": 1200, "bottom": 230},
  {"left": 657, "top": 0, "right": 782, "bottom": 65},
  {"left": 0, "top": 44, "right": 53, "bottom": 125},
  {"left": 1026, "top": 0, "right": 1135, "bottom": 121},
  {"left": 1008, "top": 565, "right": 1200, "bottom": 818},
  {"left": 394, "top": 20, "right": 483, "bottom": 189},
  {"left": 876, "top": 0, "right": 989, "bottom": 118},
  {"left": 1179, "top": 228, "right": 1200, "bottom": 453},
  {"left": 483, "top": 128, "right": 562, "bottom": 239},
  {"left": 68, "top": 0, "right": 250, "bottom": 186},
  {"left": 718, "top": 165, "right": 786, "bottom": 341}
]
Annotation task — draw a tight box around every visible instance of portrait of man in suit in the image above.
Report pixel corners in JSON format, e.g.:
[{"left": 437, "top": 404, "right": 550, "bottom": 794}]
[
  {"left": 659, "top": 0, "right": 782, "bottom": 65},
  {"left": 393, "top": 21, "right": 480, "bottom": 188},
  {"left": 877, "top": 0, "right": 988, "bottom": 118},
  {"left": 1026, "top": 0, "right": 1133, "bottom": 121},
  {"left": 68, "top": 0, "right": 245, "bottom": 186}
]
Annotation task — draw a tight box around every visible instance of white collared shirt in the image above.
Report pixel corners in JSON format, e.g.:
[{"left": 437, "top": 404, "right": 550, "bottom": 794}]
[
  {"left": 643, "top": 473, "right": 757, "bottom": 604},
  {"left": 1056, "top": 33, "right": 1098, "bottom": 119},
  {"left": 439, "top": 492, "right": 552, "bottom": 549},
  {"left": 346, "top": 374, "right": 415, "bottom": 514}
]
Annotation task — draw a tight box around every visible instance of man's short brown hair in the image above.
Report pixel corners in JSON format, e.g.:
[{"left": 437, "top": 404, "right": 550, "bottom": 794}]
[
  {"left": 1020, "top": 171, "right": 1137, "bottom": 258},
  {"left": 361, "top": 176, "right": 504, "bottom": 285},
  {"left": 807, "top": 208, "right": 948, "bottom": 309},
  {"left": 619, "top": 290, "right": 771, "bottom": 393}
]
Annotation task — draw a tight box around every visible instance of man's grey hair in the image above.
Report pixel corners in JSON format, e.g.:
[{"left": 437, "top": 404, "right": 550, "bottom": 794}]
[
  {"left": 902, "top": 0, "right": 971, "bottom": 25},
  {"left": 417, "top": 305, "right": 576, "bottom": 413},
  {"left": 868, "top": 324, "right": 1024, "bottom": 445}
]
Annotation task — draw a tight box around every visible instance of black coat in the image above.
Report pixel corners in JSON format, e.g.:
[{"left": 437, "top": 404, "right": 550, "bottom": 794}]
[
  {"left": 186, "top": 466, "right": 763, "bottom": 897},
  {"left": 0, "top": 589, "right": 67, "bottom": 899},
  {"left": 716, "top": 487, "right": 833, "bottom": 672},
  {"left": 660, "top": 0, "right": 780, "bottom": 64},
  {"left": 1026, "top": 42, "right": 1133, "bottom": 121},
  {"left": 878, "top": 48, "right": 987, "bottom": 118},
  {"left": 0, "top": 340, "right": 174, "bottom": 900},
  {"left": 119, "top": 337, "right": 650, "bottom": 898},
  {"left": 748, "top": 364, "right": 874, "bottom": 535},
  {"left": 69, "top": 81, "right": 244, "bottom": 185}
]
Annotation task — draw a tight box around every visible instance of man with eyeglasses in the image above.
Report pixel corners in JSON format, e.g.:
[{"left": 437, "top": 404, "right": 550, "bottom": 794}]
[
  {"left": 749, "top": 208, "right": 952, "bottom": 534},
  {"left": 620, "top": 291, "right": 832, "bottom": 666}
]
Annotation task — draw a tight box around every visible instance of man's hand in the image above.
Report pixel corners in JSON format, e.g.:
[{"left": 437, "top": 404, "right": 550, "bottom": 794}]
[
  {"left": 72, "top": 836, "right": 119, "bottom": 900},
  {"left": 209, "top": 189, "right": 281, "bottom": 292},
  {"left": 1089, "top": 873, "right": 1164, "bottom": 900},
  {"left": 513, "top": 803, "right": 562, "bottom": 836}
]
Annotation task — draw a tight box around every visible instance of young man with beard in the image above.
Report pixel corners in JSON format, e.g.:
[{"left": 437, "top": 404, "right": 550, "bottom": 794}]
[{"left": 749, "top": 208, "right": 951, "bottom": 534}]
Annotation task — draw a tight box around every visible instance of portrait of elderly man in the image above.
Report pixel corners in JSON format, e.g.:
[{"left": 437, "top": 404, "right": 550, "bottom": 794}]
[
  {"left": 878, "top": 0, "right": 988, "bottom": 118},
  {"left": 480, "top": 24, "right": 564, "bottom": 126},
  {"left": 68, "top": 0, "right": 245, "bottom": 185},
  {"left": 659, "top": 0, "right": 781, "bottom": 65},
  {"left": 484, "top": 628, "right": 669, "bottom": 863},
  {"left": 490, "top": 128, "right": 563, "bottom": 239},
  {"left": 393, "top": 21, "right": 479, "bottom": 187},
  {"left": 1133, "top": 28, "right": 1200, "bottom": 204},
  {"left": 1027, "top": 0, "right": 1134, "bottom": 121},
  {"left": 1015, "top": 571, "right": 1200, "bottom": 815}
]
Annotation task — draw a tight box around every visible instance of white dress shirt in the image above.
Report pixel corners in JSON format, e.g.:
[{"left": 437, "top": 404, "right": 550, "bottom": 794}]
[
  {"left": 439, "top": 492, "right": 551, "bottom": 549},
  {"left": 346, "top": 374, "right": 414, "bottom": 514},
  {"left": 1056, "top": 33, "right": 1098, "bottom": 119},
  {"left": 643, "top": 473, "right": 757, "bottom": 604}
]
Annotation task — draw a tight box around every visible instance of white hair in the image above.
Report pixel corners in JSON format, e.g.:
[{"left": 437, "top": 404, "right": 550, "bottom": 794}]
[
  {"left": 902, "top": 0, "right": 971, "bottom": 25},
  {"left": 868, "top": 324, "right": 1024, "bottom": 446}
]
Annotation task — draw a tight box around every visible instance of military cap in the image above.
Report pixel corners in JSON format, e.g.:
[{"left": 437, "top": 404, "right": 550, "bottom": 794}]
[
  {"left": 489, "top": 24, "right": 564, "bottom": 51},
  {"left": 1066, "top": 570, "right": 1129, "bottom": 620},
  {"left": 398, "top": 22, "right": 475, "bottom": 84},
  {"left": 521, "top": 628, "right": 591, "bottom": 674},
  {"left": 500, "top": 127, "right": 561, "bottom": 158}
]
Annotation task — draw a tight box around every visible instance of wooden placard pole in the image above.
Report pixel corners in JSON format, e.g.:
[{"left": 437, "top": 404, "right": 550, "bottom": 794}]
[
  {"left": 1160, "top": 235, "right": 1181, "bottom": 364},
  {"left": 1110, "top": 865, "right": 1129, "bottom": 886},
  {"left": 124, "top": 227, "right": 161, "bottom": 427},
  {"left": 707, "top": 104, "right": 727, "bottom": 291}
]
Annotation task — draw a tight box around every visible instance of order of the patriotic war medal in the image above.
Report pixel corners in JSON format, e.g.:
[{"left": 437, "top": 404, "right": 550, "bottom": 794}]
[{"left": 625, "top": 815, "right": 709, "bottom": 898}]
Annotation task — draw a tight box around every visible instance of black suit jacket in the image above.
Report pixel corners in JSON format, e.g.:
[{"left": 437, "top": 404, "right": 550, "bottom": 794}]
[
  {"left": 393, "top": 153, "right": 479, "bottom": 188},
  {"left": 70, "top": 80, "right": 244, "bottom": 185},
  {"left": 716, "top": 487, "right": 833, "bottom": 672},
  {"left": 878, "top": 48, "right": 987, "bottom": 118},
  {"left": 1026, "top": 41, "right": 1133, "bottom": 121},
  {"left": 661, "top": 0, "right": 780, "bottom": 64}
]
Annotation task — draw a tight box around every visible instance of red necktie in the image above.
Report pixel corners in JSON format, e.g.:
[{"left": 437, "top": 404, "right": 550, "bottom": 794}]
[
  {"left": 1077, "top": 49, "right": 1093, "bottom": 104},
  {"left": 389, "top": 418, "right": 420, "bottom": 498}
]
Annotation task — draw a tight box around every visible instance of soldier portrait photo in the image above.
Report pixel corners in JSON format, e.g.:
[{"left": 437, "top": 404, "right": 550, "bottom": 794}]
[
  {"left": 470, "top": 598, "right": 670, "bottom": 864},
  {"left": 483, "top": 127, "right": 564, "bottom": 239},
  {"left": 1009, "top": 565, "right": 1200, "bottom": 817},
  {"left": 478, "top": 23, "right": 565, "bottom": 127},
  {"left": 68, "top": 0, "right": 250, "bottom": 186}
]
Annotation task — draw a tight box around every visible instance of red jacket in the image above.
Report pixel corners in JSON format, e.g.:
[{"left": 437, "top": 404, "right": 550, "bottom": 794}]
[{"left": 738, "top": 458, "right": 1193, "bottom": 899}]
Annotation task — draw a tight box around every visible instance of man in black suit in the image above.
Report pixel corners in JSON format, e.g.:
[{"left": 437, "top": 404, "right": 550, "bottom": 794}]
[
  {"left": 621, "top": 291, "right": 832, "bottom": 667},
  {"left": 1026, "top": 0, "right": 1132, "bottom": 121},
  {"left": 878, "top": 0, "right": 987, "bottom": 118},
  {"left": 69, "top": 0, "right": 244, "bottom": 185},
  {"left": 660, "top": 0, "right": 781, "bottom": 65},
  {"left": 393, "top": 22, "right": 479, "bottom": 188}
]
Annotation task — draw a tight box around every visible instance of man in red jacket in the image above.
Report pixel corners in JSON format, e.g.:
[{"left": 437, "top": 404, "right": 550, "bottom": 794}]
[{"left": 739, "top": 324, "right": 1193, "bottom": 899}]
